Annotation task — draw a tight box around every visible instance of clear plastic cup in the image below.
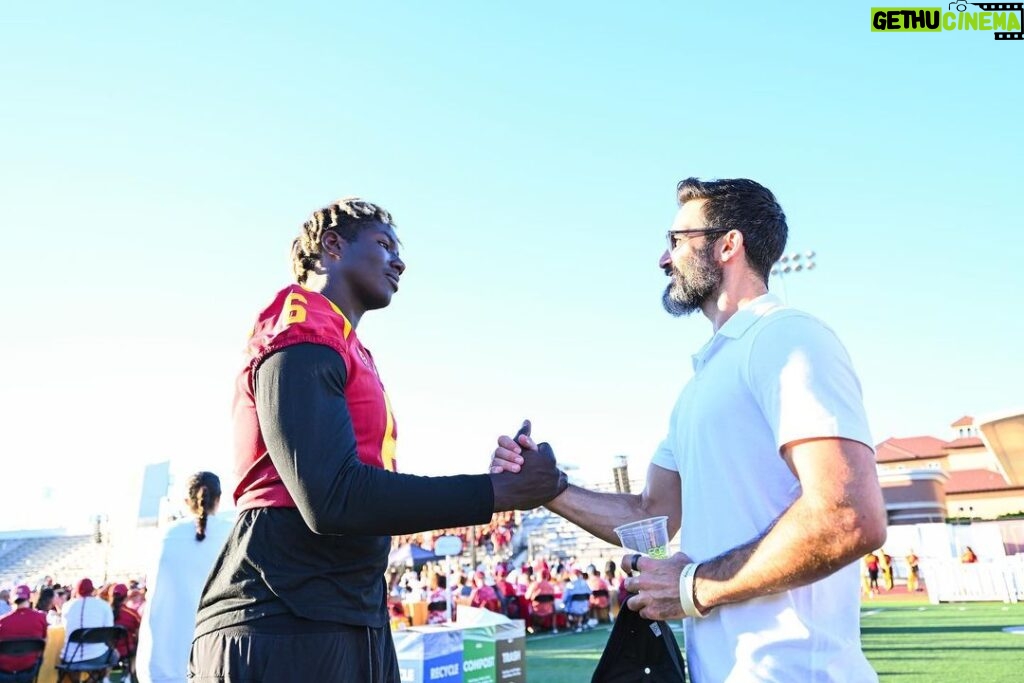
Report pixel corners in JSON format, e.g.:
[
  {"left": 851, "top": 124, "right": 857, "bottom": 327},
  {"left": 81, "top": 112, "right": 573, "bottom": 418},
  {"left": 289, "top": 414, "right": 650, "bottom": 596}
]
[{"left": 613, "top": 516, "right": 670, "bottom": 559}]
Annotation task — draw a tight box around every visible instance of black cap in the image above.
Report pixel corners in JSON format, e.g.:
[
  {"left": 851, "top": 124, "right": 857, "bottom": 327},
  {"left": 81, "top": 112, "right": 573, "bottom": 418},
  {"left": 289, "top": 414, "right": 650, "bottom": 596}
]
[{"left": 591, "top": 599, "right": 687, "bottom": 682}]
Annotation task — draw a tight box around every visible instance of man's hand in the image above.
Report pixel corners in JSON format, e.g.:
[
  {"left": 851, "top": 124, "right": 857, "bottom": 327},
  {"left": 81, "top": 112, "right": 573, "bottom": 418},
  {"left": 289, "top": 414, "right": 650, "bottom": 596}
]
[
  {"left": 620, "top": 552, "right": 693, "bottom": 621},
  {"left": 490, "top": 421, "right": 534, "bottom": 474},
  {"left": 489, "top": 420, "right": 568, "bottom": 510}
]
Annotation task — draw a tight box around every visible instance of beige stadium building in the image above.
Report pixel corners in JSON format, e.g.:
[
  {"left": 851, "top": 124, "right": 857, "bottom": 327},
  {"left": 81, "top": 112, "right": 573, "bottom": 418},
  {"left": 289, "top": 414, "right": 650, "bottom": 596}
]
[{"left": 877, "top": 411, "right": 1024, "bottom": 525}]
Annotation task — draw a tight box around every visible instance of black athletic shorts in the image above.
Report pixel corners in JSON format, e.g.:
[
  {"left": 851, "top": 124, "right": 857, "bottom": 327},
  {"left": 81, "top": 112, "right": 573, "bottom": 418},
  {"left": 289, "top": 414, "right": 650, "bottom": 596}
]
[{"left": 188, "top": 624, "right": 399, "bottom": 682}]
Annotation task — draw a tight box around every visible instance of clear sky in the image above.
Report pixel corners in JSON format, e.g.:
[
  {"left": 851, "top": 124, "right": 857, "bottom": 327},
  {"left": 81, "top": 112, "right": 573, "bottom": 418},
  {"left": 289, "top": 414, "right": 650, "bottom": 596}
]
[{"left": 1, "top": 2, "right": 1021, "bottom": 532}]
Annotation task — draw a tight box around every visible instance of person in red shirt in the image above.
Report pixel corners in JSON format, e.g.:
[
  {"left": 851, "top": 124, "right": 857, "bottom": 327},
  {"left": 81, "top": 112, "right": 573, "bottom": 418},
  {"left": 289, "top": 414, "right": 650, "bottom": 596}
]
[
  {"left": 587, "top": 566, "right": 612, "bottom": 623},
  {"left": 864, "top": 552, "right": 880, "bottom": 593},
  {"left": 469, "top": 572, "right": 501, "bottom": 613},
  {"left": 190, "top": 197, "right": 568, "bottom": 682},
  {"left": 0, "top": 585, "right": 48, "bottom": 676},
  {"left": 526, "top": 569, "right": 559, "bottom": 633},
  {"left": 493, "top": 565, "right": 516, "bottom": 601},
  {"left": 108, "top": 583, "right": 140, "bottom": 663}
]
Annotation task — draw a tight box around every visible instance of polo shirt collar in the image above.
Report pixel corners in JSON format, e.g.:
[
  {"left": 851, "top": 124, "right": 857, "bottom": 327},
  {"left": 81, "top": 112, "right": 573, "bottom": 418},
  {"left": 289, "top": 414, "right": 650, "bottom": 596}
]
[
  {"left": 716, "top": 292, "right": 784, "bottom": 339},
  {"left": 691, "top": 292, "right": 784, "bottom": 370}
]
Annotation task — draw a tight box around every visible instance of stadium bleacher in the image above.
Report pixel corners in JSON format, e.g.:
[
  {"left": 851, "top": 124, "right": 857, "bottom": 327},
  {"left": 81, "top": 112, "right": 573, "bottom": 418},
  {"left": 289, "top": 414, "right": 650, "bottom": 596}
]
[{"left": 0, "top": 528, "right": 158, "bottom": 588}]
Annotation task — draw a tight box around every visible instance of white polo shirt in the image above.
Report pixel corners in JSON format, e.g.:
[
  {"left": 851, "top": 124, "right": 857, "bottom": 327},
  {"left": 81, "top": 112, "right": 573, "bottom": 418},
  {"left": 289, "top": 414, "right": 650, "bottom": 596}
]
[{"left": 651, "top": 294, "right": 877, "bottom": 683}]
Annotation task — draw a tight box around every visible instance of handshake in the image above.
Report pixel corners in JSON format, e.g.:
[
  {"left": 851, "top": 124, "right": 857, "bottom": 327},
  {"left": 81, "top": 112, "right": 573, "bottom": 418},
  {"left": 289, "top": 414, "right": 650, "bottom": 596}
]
[{"left": 488, "top": 420, "right": 569, "bottom": 511}]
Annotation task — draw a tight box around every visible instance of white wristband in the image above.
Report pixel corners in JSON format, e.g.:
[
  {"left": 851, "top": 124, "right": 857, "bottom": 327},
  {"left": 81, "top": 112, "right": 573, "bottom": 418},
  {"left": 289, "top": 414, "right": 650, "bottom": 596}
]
[{"left": 679, "top": 562, "right": 705, "bottom": 618}]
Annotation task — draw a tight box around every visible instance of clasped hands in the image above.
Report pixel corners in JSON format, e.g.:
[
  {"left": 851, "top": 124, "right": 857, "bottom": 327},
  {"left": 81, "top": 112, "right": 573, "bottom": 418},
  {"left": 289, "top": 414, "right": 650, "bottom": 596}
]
[
  {"left": 488, "top": 420, "right": 568, "bottom": 511},
  {"left": 490, "top": 423, "right": 695, "bottom": 621}
]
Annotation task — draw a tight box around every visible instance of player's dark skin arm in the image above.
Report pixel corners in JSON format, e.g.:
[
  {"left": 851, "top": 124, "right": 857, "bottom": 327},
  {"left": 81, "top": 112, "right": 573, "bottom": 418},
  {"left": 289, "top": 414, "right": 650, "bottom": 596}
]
[{"left": 255, "top": 343, "right": 566, "bottom": 536}]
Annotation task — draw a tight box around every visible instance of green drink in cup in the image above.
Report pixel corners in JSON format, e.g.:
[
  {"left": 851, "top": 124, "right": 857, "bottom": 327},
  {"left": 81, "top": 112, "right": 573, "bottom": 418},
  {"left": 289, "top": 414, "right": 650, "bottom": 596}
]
[{"left": 613, "top": 516, "right": 670, "bottom": 559}]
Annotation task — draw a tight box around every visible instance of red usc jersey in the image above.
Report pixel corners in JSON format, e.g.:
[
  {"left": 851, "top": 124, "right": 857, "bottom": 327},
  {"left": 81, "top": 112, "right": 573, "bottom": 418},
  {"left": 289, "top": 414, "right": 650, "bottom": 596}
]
[{"left": 233, "top": 285, "right": 398, "bottom": 510}]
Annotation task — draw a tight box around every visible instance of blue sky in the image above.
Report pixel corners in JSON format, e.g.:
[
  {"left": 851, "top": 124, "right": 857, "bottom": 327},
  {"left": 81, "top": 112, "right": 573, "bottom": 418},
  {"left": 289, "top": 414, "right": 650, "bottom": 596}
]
[{"left": 1, "top": 2, "right": 1021, "bottom": 532}]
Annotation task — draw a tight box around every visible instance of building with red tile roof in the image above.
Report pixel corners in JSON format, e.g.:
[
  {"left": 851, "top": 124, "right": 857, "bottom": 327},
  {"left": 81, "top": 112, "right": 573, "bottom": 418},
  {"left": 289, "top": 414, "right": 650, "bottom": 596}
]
[{"left": 877, "top": 412, "right": 1024, "bottom": 524}]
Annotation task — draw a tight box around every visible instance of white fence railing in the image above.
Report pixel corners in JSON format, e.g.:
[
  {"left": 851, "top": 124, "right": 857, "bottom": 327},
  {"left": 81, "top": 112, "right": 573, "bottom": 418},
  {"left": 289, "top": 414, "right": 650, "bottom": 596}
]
[{"left": 923, "top": 557, "right": 1024, "bottom": 603}]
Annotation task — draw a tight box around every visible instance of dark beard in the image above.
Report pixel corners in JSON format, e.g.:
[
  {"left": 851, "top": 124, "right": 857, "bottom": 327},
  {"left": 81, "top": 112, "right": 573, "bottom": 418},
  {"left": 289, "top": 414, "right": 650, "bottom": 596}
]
[{"left": 661, "top": 242, "right": 722, "bottom": 317}]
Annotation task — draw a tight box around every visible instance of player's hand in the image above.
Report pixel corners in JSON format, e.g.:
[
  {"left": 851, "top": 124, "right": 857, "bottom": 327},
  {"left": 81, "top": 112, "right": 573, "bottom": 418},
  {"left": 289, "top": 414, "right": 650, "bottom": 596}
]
[
  {"left": 620, "top": 552, "right": 693, "bottom": 621},
  {"left": 490, "top": 420, "right": 536, "bottom": 474},
  {"left": 490, "top": 429, "right": 568, "bottom": 511}
]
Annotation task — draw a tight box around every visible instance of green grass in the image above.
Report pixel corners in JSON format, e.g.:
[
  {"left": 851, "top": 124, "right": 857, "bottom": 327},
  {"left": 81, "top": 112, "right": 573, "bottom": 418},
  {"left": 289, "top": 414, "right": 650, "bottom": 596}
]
[
  {"left": 525, "top": 602, "right": 1024, "bottom": 682},
  {"left": 524, "top": 624, "right": 613, "bottom": 679},
  {"left": 861, "top": 601, "right": 1024, "bottom": 682}
]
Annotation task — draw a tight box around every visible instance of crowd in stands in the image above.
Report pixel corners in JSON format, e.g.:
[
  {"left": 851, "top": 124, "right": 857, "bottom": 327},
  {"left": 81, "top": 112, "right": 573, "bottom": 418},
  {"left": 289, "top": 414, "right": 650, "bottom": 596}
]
[
  {"left": 391, "top": 511, "right": 518, "bottom": 557},
  {"left": 386, "top": 554, "right": 624, "bottom": 635}
]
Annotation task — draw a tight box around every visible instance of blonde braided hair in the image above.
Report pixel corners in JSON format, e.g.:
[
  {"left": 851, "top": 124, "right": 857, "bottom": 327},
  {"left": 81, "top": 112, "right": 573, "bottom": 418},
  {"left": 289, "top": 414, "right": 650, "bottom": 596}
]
[{"left": 290, "top": 197, "right": 396, "bottom": 285}]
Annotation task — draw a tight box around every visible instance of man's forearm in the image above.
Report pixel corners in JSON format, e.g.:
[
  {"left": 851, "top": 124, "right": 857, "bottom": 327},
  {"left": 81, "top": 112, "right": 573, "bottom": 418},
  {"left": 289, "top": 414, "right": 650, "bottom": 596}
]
[
  {"left": 693, "top": 438, "right": 888, "bottom": 613},
  {"left": 544, "top": 462, "right": 682, "bottom": 546},
  {"left": 694, "top": 495, "right": 883, "bottom": 612},
  {"left": 545, "top": 485, "right": 652, "bottom": 546}
]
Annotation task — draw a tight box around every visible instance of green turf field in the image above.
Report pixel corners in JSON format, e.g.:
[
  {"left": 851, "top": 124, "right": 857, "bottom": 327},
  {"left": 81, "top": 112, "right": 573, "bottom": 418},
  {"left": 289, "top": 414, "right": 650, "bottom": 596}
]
[{"left": 525, "top": 601, "right": 1024, "bottom": 682}]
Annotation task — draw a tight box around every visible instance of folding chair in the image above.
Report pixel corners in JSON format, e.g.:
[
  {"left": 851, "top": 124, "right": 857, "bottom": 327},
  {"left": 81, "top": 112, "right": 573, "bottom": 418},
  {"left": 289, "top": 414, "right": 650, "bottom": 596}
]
[
  {"left": 590, "top": 588, "right": 611, "bottom": 623},
  {"left": 529, "top": 594, "right": 558, "bottom": 633},
  {"left": 0, "top": 638, "right": 46, "bottom": 683},
  {"left": 55, "top": 626, "right": 125, "bottom": 683},
  {"left": 567, "top": 592, "right": 592, "bottom": 631}
]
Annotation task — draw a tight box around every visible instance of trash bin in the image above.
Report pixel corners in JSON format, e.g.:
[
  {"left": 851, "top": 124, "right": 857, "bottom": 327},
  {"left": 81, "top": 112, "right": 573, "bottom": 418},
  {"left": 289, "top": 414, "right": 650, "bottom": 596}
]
[
  {"left": 449, "top": 607, "right": 526, "bottom": 683},
  {"left": 393, "top": 625, "right": 464, "bottom": 683}
]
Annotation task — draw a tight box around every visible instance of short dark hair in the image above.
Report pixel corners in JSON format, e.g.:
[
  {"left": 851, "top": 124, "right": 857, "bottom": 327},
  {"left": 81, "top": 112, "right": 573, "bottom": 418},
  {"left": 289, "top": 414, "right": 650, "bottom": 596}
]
[
  {"left": 290, "top": 197, "right": 396, "bottom": 285},
  {"left": 35, "top": 587, "right": 55, "bottom": 611},
  {"left": 676, "top": 178, "right": 787, "bottom": 283}
]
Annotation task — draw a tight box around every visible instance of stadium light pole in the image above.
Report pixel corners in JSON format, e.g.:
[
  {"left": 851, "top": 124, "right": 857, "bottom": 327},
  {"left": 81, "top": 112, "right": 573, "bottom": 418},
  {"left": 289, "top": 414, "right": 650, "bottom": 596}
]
[{"left": 769, "top": 250, "right": 817, "bottom": 302}]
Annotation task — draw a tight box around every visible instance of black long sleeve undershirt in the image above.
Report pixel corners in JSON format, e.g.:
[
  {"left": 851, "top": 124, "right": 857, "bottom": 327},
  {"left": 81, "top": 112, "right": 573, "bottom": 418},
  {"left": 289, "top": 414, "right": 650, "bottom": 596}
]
[
  {"left": 254, "top": 342, "right": 494, "bottom": 535},
  {"left": 195, "top": 343, "right": 497, "bottom": 634}
]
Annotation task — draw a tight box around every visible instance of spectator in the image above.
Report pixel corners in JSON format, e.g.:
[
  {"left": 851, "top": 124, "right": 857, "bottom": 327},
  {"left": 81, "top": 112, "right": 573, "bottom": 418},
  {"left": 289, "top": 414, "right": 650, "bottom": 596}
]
[
  {"left": 50, "top": 587, "right": 70, "bottom": 626},
  {"left": 0, "top": 590, "right": 10, "bottom": 618},
  {"left": 563, "top": 569, "right": 592, "bottom": 632},
  {"left": 454, "top": 575, "right": 473, "bottom": 606},
  {"left": 587, "top": 568, "right": 611, "bottom": 623},
  {"left": 515, "top": 566, "right": 533, "bottom": 596},
  {"left": 493, "top": 565, "right": 518, "bottom": 618},
  {"left": 388, "top": 601, "right": 408, "bottom": 630},
  {"left": 125, "top": 586, "right": 146, "bottom": 614},
  {"left": 606, "top": 560, "right": 627, "bottom": 612},
  {"left": 864, "top": 553, "right": 880, "bottom": 595},
  {"left": 34, "top": 587, "right": 60, "bottom": 626},
  {"left": 469, "top": 572, "right": 501, "bottom": 613},
  {"left": 906, "top": 551, "right": 921, "bottom": 592},
  {"left": 426, "top": 574, "right": 449, "bottom": 625},
  {"left": 60, "top": 578, "right": 118, "bottom": 670},
  {"left": 109, "top": 583, "right": 141, "bottom": 664},
  {"left": 136, "top": 471, "right": 231, "bottom": 683},
  {"left": 880, "top": 552, "right": 894, "bottom": 591},
  {"left": 0, "top": 584, "right": 48, "bottom": 677},
  {"left": 526, "top": 569, "right": 558, "bottom": 634}
]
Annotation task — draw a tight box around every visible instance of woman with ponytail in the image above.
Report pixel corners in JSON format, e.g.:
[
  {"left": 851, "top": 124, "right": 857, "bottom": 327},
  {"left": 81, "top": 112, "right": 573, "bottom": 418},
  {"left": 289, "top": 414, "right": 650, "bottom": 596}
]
[{"left": 135, "top": 471, "right": 231, "bottom": 683}]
